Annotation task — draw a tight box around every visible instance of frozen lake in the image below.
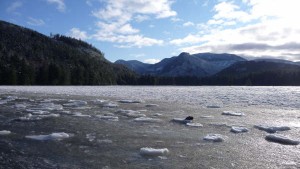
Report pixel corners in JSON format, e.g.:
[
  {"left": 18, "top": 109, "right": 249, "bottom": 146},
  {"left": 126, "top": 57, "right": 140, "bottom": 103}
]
[{"left": 0, "top": 86, "right": 299, "bottom": 169}]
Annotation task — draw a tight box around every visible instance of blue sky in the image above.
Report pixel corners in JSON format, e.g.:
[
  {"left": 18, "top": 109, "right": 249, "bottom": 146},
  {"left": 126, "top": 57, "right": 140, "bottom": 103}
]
[{"left": 1, "top": 0, "right": 300, "bottom": 63}]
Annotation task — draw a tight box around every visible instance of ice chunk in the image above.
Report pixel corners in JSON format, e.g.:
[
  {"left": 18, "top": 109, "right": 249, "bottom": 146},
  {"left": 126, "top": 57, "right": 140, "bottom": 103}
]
[
  {"left": 171, "top": 118, "right": 192, "bottom": 124},
  {"left": 102, "top": 102, "right": 118, "bottom": 108},
  {"left": 116, "top": 109, "right": 145, "bottom": 118},
  {"left": 72, "top": 112, "right": 91, "bottom": 117},
  {"left": 63, "top": 100, "right": 87, "bottom": 107},
  {"left": 145, "top": 104, "right": 159, "bottom": 107},
  {"left": 230, "top": 126, "right": 249, "bottom": 133},
  {"left": 200, "top": 115, "right": 214, "bottom": 119},
  {"left": 186, "top": 123, "right": 203, "bottom": 127},
  {"left": 140, "top": 147, "right": 169, "bottom": 157},
  {"left": 203, "top": 134, "right": 225, "bottom": 142},
  {"left": 25, "top": 132, "right": 70, "bottom": 141},
  {"left": 265, "top": 134, "right": 300, "bottom": 145},
  {"left": 222, "top": 111, "right": 244, "bottom": 116},
  {"left": 86, "top": 133, "right": 96, "bottom": 142},
  {"left": 118, "top": 100, "right": 142, "bottom": 103},
  {"left": 134, "top": 117, "right": 161, "bottom": 123},
  {"left": 29, "top": 110, "right": 50, "bottom": 115},
  {"left": 37, "top": 103, "right": 63, "bottom": 111},
  {"left": 96, "top": 115, "right": 119, "bottom": 121},
  {"left": 254, "top": 125, "right": 291, "bottom": 133},
  {"left": 14, "top": 103, "right": 27, "bottom": 109},
  {"left": 0, "top": 130, "right": 11, "bottom": 135},
  {"left": 92, "top": 99, "right": 107, "bottom": 105}
]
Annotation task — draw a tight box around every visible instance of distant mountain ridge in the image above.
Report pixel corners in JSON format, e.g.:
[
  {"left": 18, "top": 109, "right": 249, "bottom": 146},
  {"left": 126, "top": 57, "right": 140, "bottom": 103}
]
[{"left": 116, "top": 52, "right": 246, "bottom": 77}]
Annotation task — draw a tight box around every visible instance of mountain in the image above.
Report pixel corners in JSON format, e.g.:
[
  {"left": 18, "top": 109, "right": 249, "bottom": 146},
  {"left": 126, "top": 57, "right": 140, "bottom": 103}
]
[
  {"left": 210, "top": 60, "right": 300, "bottom": 85},
  {"left": 116, "top": 52, "right": 246, "bottom": 77},
  {"left": 0, "top": 20, "right": 137, "bottom": 85}
]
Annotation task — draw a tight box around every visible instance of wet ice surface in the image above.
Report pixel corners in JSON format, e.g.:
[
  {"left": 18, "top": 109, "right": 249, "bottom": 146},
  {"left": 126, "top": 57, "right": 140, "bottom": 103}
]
[{"left": 0, "top": 86, "right": 299, "bottom": 169}]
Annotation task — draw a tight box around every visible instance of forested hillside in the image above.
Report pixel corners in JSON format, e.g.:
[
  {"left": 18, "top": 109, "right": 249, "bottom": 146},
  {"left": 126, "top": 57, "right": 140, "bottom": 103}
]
[{"left": 0, "top": 20, "right": 136, "bottom": 85}]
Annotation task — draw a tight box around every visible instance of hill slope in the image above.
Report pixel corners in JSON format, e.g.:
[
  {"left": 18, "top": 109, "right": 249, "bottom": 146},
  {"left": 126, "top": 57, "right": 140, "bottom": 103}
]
[{"left": 0, "top": 20, "right": 136, "bottom": 85}]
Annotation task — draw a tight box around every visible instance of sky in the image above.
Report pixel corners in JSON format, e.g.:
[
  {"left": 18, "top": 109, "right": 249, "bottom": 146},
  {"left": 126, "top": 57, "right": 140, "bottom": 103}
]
[{"left": 1, "top": 0, "right": 300, "bottom": 63}]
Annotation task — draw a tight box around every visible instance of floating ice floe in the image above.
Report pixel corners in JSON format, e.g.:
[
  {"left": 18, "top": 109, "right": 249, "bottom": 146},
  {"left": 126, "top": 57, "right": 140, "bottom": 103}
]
[
  {"left": 145, "top": 104, "right": 159, "bottom": 107},
  {"left": 63, "top": 100, "right": 87, "bottom": 107},
  {"left": 14, "top": 103, "right": 27, "bottom": 109},
  {"left": 86, "top": 133, "right": 96, "bottom": 142},
  {"left": 118, "top": 100, "right": 142, "bottom": 103},
  {"left": 134, "top": 117, "right": 162, "bottom": 123},
  {"left": 116, "top": 109, "right": 145, "bottom": 118},
  {"left": 254, "top": 125, "right": 291, "bottom": 133},
  {"left": 186, "top": 123, "right": 203, "bottom": 127},
  {"left": 200, "top": 115, "right": 214, "bottom": 119},
  {"left": 37, "top": 103, "right": 63, "bottom": 111},
  {"left": 25, "top": 132, "right": 70, "bottom": 141},
  {"left": 140, "top": 147, "right": 169, "bottom": 157},
  {"left": 96, "top": 115, "right": 119, "bottom": 121},
  {"left": 0, "top": 130, "right": 11, "bottom": 135},
  {"left": 26, "top": 110, "right": 50, "bottom": 115},
  {"left": 92, "top": 99, "right": 107, "bottom": 105},
  {"left": 171, "top": 118, "right": 192, "bottom": 124},
  {"left": 72, "top": 112, "right": 91, "bottom": 117},
  {"left": 102, "top": 102, "right": 118, "bottom": 108},
  {"left": 230, "top": 126, "right": 249, "bottom": 133},
  {"left": 203, "top": 134, "right": 225, "bottom": 142},
  {"left": 222, "top": 111, "right": 244, "bottom": 116},
  {"left": 265, "top": 134, "right": 300, "bottom": 145}
]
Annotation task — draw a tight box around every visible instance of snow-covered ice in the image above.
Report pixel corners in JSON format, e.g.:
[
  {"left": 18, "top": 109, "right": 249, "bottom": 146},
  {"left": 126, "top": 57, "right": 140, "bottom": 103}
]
[
  {"left": 230, "top": 126, "right": 249, "bottom": 133},
  {"left": 102, "top": 102, "right": 118, "bottom": 108},
  {"left": 222, "top": 111, "right": 244, "bottom": 116},
  {"left": 203, "top": 134, "right": 225, "bottom": 142},
  {"left": 140, "top": 147, "right": 169, "bottom": 157},
  {"left": 0, "top": 130, "right": 11, "bottom": 135},
  {"left": 265, "top": 134, "right": 300, "bottom": 145},
  {"left": 254, "top": 125, "right": 291, "bottom": 133},
  {"left": 25, "top": 132, "right": 70, "bottom": 141}
]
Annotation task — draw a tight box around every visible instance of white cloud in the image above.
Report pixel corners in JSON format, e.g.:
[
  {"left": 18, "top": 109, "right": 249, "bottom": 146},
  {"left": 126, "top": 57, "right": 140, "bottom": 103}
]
[
  {"left": 91, "top": 0, "right": 174, "bottom": 48},
  {"left": 27, "top": 17, "right": 45, "bottom": 26},
  {"left": 170, "top": 0, "right": 300, "bottom": 61},
  {"left": 183, "top": 21, "right": 194, "bottom": 27},
  {"left": 144, "top": 59, "right": 161, "bottom": 64},
  {"left": 68, "top": 28, "right": 88, "bottom": 40},
  {"left": 170, "top": 34, "right": 203, "bottom": 46},
  {"left": 6, "top": 1, "right": 22, "bottom": 13},
  {"left": 47, "top": 0, "right": 65, "bottom": 12}
]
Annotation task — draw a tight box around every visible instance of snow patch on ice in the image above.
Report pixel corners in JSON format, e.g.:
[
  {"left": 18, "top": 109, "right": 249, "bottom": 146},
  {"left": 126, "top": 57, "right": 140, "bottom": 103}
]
[
  {"left": 25, "top": 132, "right": 70, "bottom": 141},
  {"left": 203, "top": 134, "right": 225, "bottom": 142},
  {"left": 222, "top": 111, "right": 244, "bottom": 116},
  {"left": 265, "top": 134, "right": 300, "bottom": 145},
  {"left": 254, "top": 125, "right": 291, "bottom": 133},
  {"left": 0, "top": 130, "right": 11, "bottom": 135},
  {"left": 140, "top": 147, "right": 169, "bottom": 157}
]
